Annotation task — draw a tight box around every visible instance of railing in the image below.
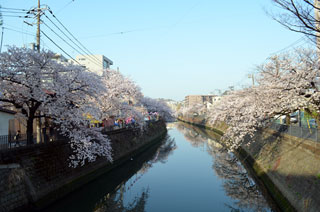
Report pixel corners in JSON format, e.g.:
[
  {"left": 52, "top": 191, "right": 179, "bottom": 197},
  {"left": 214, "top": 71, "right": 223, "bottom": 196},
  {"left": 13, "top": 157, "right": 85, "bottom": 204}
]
[
  {"left": 269, "top": 123, "right": 319, "bottom": 142},
  {"left": 0, "top": 135, "right": 12, "bottom": 149},
  {"left": 0, "top": 120, "right": 161, "bottom": 150},
  {"left": 0, "top": 134, "right": 39, "bottom": 150}
]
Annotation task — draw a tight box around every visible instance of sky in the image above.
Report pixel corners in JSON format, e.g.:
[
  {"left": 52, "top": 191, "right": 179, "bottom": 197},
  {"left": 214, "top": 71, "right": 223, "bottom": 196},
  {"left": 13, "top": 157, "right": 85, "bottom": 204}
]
[{"left": 0, "top": 0, "right": 309, "bottom": 101}]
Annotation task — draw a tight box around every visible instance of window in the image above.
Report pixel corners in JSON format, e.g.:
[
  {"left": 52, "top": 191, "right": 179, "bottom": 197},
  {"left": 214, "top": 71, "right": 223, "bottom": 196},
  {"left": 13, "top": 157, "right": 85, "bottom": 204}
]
[{"left": 103, "top": 60, "right": 108, "bottom": 69}]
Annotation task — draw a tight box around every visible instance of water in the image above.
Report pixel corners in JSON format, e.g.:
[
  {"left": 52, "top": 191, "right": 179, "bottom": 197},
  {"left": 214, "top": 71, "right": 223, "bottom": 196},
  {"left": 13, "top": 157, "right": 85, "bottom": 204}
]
[{"left": 44, "top": 122, "right": 276, "bottom": 212}]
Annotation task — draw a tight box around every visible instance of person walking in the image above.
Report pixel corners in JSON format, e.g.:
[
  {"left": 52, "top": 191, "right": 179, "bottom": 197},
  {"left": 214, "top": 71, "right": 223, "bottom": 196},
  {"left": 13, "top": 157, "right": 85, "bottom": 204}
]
[{"left": 14, "top": 130, "right": 21, "bottom": 147}]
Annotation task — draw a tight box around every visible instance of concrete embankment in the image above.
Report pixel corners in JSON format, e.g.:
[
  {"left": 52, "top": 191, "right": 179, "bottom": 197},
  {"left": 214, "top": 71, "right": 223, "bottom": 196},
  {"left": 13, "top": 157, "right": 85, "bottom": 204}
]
[
  {"left": 178, "top": 117, "right": 320, "bottom": 212},
  {"left": 0, "top": 120, "right": 167, "bottom": 212}
]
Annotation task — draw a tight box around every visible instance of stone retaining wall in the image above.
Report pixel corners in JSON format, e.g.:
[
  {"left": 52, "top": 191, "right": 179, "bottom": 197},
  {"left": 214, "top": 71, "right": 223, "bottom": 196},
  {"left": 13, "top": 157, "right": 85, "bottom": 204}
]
[
  {"left": 178, "top": 117, "right": 320, "bottom": 212},
  {"left": 0, "top": 121, "right": 167, "bottom": 212}
]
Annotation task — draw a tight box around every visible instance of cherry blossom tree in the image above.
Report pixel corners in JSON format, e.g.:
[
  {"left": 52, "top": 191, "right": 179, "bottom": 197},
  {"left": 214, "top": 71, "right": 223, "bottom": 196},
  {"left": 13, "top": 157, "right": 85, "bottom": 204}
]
[
  {"left": 140, "top": 97, "right": 174, "bottom": 121},
  {"left": 177, "top": 103, "right": 207, "bottom": 118},
  {"left": 99, "top": 69, "right": 145, "bottom": 124},
  {"left": 0, "top": 47, "right": 112, "bottom": 167},
  {"left": 208, "top": 48, "right": 320, "bottom": 150}
]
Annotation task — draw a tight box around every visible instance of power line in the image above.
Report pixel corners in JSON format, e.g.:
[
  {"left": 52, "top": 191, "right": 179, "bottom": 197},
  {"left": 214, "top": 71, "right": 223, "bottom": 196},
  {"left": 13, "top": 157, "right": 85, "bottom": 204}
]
[
  {"left": 1, "top": 15, "right": 32, "bottom": 18},
  {"left": 2, "top": 26, "right": 35, "bottom": 36},
  {"left": 3, "top": 5, "right": 102, "bottom": 69},
  {"left": 42, "top": 13, "right": 101, "bottom": 65},
  {"left": 0, "top": 7, "right": 28, "bottom": 11},
  {"left": 47, "top": 8, "right": 101, "bottom": 63},
  {"left": 269, "top": 36, "right": 308, "bottom": 55},
  {"left": 3, "top": 23, "right": 32, "bottom": 32},
  {"left": 42, "top": 20, "right": 101, "bottom": 67},
  {"left": 81, "top": 28, "right": 157, "bottom": 39},
  {"left": 0, "top": 10, "right": 28, "bottom": 14},
  {"left": 56, "top": 0, "right": 75, "bottom": 14},
  {"left": 41, "top": 30, "right": 81, "bottom": 65}
]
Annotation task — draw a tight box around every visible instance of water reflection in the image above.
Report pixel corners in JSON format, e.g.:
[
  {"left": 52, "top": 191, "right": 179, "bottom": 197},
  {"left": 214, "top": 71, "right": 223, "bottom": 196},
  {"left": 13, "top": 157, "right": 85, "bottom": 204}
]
[
  {"left": 175, "top": 122, "right": 273, "bottom": 212},
  {"left": 93, "top": 135, "right": 177, "bottom": 212},
  {"left": 94, "top": 188, "right": 149, "bottom": 212},
  {"left": 45, "top": 123, "right": 275, "bottom": 212},
  {"left": 176, "top": 122, "right": 207, "bottom": 148}
]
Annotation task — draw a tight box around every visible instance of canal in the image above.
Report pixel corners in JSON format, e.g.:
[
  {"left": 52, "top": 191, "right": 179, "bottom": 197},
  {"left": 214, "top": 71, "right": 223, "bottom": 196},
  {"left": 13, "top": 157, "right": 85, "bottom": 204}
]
[{"left": 44, "top": 122, "right": 277, "bottom": 212}]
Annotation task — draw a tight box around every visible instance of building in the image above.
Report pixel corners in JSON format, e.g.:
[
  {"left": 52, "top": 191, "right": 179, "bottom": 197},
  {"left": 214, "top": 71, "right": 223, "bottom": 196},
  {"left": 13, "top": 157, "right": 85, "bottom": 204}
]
[
  {"left": 184, "top": 95, "right": 216, "bottom": 107},
  {"left": 27, "top": 43, "right": 113, "bottom": 76},
  {"left": 52, "top": 53, "right": 68, "bottom": 64},
  {"left": 206, "top": 96, "right": 222, "bottom": 109},
  {"left": 75, "top": 55, "right": 113, "bottom": 76},
  {"left": 159, "top": 99, "right": 180, "bottom": 114},
  {"left": 0, "top": 107, "right": 16, "bottom": 135}
]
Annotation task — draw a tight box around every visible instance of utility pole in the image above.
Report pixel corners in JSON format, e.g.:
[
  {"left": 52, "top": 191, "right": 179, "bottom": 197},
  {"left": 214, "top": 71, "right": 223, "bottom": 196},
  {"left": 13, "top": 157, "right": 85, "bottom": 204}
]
[
  {"left": 0, "top": 4, "right": 3, "bottom": 53},
  {"left": 36, "top": 0, "right": 40, "bottom": 52},
  {"left": 23, "top": 1, "right": 49, "bottom": 144},
  {"left": 36, "top": 0, "right": 42, "bottom": 143},
  {"left": 0, "top": 27, "right": 3, "bottom": 53},
  {"left": 248, "top": 74, "right": 255, "bottom": 87}
]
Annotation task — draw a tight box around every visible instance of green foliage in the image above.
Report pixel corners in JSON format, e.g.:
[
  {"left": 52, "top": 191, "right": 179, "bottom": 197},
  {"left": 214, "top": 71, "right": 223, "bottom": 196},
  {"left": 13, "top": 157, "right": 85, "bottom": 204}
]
[{"left": 303, "top": 108, "right": 319, "bottom": 120}]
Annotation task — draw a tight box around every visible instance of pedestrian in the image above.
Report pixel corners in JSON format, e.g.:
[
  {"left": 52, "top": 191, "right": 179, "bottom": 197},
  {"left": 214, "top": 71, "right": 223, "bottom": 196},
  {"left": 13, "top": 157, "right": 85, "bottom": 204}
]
[
  {"left": 14, "top": 130, "right": 21, "bottom": 147},
  {"left": 114, "top": 120, "right": 119, "bottom": 129},
  {"left": 131, "top": 117, "right": 136, "bottom": 127}
]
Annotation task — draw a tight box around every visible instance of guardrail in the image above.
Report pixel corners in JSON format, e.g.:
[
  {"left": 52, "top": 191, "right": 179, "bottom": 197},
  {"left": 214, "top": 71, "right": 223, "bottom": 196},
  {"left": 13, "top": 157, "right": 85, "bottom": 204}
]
[{"left": 269, "top": 123, "right": 319, "bottom": 142}]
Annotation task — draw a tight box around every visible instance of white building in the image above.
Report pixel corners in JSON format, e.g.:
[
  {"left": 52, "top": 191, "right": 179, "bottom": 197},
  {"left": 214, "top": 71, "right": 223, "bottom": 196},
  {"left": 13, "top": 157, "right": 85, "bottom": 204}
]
[
  {"left": 75, "top": 55, "right": 113, "bottom": 76},
  {"left": 206, "top": 96, "right": 222, "bottom": 109}
]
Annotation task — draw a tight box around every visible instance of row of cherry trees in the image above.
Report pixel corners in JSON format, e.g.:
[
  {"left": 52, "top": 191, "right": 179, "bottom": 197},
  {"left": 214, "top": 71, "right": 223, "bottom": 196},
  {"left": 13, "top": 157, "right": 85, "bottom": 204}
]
[
  {"left": 207, "top": 0, "right": 320, "bottom": 150},
  {"left": 178, "top": 48, "right": 320, "bottom": 150},
  {"left": 0, "top": 47, "right": 173, "bottom": 167}
]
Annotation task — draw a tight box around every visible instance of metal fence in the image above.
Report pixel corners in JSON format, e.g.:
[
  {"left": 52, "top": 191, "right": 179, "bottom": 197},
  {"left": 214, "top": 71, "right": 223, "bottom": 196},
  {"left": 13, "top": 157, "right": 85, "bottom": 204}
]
[
  {"left": 0, "top": 120, "right": 160, "bottom": 151},
  {"left": 269, "top": 123, "right": 319, "bottom": 142},
  {"left": 0, "top": 135, "right": 12, "bottom": 149},
  {"left": 0, "top": 134, "right": 39, "bottom": 150}
]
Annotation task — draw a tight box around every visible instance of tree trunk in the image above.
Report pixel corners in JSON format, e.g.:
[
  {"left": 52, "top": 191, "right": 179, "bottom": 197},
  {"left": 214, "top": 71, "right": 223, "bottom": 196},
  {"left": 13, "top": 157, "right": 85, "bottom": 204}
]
[
  {"left": 286, "top": 114, "right": 291, "bottom": 125},
  {"left": 316, "top": 115, "right": 320, "bottom": 130},
  {"left": 26, "top": 116, "right": 34, "bottom": 145}
]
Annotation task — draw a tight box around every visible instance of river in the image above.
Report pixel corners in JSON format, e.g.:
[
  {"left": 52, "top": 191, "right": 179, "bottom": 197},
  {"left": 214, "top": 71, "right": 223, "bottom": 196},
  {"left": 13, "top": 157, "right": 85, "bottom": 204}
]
[{"left": 44, "top": 122, "right": 277, "bottom": 212}]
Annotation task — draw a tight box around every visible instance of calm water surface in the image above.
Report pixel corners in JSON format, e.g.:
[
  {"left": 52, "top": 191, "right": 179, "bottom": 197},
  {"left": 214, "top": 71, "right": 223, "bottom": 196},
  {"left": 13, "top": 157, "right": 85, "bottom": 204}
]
[{"left": 44, "top": 122, "right": 276, "bottom": 212}]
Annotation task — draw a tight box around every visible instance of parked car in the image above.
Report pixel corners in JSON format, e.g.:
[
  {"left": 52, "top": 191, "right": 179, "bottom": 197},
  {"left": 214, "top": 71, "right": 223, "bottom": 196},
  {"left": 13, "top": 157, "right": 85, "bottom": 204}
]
[
  {"left": 279, "top": 114, "right": 298, "bottom": 124},
  {"left": 290, "top": 114, "right": 298, "bottom": 123}
]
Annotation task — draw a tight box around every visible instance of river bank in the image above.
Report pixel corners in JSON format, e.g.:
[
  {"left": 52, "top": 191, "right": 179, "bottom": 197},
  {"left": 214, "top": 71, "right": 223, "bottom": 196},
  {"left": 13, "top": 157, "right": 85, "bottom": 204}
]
[
  {"left": 0, "top": 120, "right": 167, "bottom": 212},
  {"left": 178, "top": 117, "right": 320, "bottom": 212},
  {"left": 44, "top": 122, "right": 275, "bottom": 212}
]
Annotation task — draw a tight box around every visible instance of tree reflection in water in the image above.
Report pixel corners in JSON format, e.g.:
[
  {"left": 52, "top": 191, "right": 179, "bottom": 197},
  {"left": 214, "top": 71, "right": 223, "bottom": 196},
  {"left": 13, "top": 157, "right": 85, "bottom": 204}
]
[
  {"left": 94, "top": 134, "right": 177, "bottom": 212},
  {"left": 176, "top": 122, "right": 272, "bottom": 212},
  {"left": 139, "top": 135, "right": 177, "bottom": 175},
  {"left": 94, "top": 188, "right": 149, "bottom": 212},
  {"left": 176, "top": 123, "right": 208, "bottom": 148}
]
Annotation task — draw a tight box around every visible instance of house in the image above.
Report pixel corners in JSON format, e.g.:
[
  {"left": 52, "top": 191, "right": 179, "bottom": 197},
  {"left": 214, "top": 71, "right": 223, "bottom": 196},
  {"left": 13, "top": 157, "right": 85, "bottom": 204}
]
[{"left": 0, "top": 107, "right": 16, "bottom": 135}]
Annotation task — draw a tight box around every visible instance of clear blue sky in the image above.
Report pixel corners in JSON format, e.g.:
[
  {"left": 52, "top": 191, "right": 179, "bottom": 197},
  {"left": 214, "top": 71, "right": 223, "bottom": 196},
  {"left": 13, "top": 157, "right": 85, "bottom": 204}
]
[{"left": 1, "top": 0, "right": 307, "bottom": 101}]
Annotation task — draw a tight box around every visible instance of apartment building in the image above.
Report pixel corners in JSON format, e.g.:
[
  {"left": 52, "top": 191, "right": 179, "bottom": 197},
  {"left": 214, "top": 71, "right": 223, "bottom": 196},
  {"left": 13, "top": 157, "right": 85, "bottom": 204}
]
[
  {"left": 184, "top": 95, "right": 216, "bottom": 107},
  {"left": 76, "top": 54, "right": 113, "bottom": 76}
]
